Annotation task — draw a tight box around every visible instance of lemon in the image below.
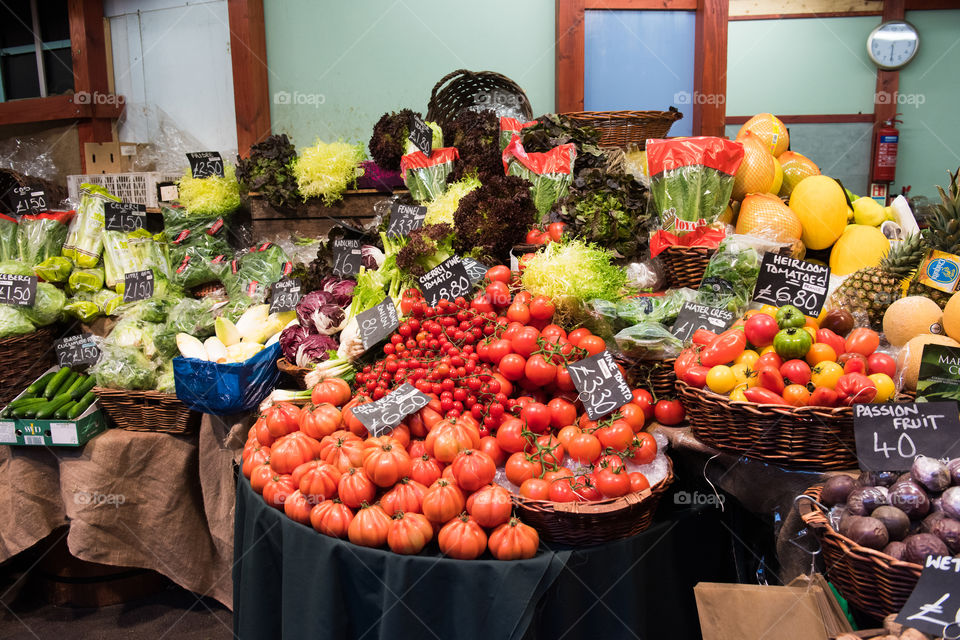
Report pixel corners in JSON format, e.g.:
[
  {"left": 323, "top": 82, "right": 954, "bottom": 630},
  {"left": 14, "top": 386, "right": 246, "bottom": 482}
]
[{"left": 852, "top": 197, "right": 886, "bottom": 227}]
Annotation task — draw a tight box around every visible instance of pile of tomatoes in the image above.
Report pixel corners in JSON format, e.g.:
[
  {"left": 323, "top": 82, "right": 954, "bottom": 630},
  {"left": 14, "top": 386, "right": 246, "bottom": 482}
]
[
  {"left": 241, "top": 266, "right": 672, "bottom": 558},
  {"left": 675, "top": 303, "right": 897, "bottom": 407}
]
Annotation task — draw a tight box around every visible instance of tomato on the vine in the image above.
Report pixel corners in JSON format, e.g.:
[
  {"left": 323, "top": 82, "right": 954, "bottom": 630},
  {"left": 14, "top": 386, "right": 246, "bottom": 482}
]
[
  {"left": 578, "top": 335, "right": 606, "bottom": 356},
  {"left": 524, "top": 355, "right": 557, "bottom": 386},
  {"left": 567, "top": 432, "right": 602, "bottom": 464},
  {"left": 627, "top": 432, "right": 657, "bottom": 465},
  {"left": 486, "top": 265, "right": 511, "bottom": 284},
  {"left": 631, "top": 389, "right": 655, "bottom": 421},
  {"left": 566, "top": 328, "right": 591, "bottom": 347},
  {"left": 521, "top": 402, "right": 551, "bottom": 434},
  {"left": 654, "top": 399, "right": 685, "bottom": 425}
]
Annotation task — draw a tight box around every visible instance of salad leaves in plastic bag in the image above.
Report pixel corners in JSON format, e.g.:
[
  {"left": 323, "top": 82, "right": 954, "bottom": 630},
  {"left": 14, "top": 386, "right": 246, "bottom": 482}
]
[{"left": 90, "top": 343, "right": 158, "bottom": 390}]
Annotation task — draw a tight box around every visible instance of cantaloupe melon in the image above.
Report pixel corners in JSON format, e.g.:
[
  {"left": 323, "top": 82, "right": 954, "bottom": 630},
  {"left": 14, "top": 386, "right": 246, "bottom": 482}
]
[
  {"left": 789, "top": 175, "right": 848, "bottom": 250},
  {"left": 736, "top": 113, "right": 789, "bottom": 157},
  {"left": 883, "top": 296, "right": 944, "bottom": 347},
  {"left": 897, "top": 333, "right": 960, "bottom": 391},
  {"left": 942, "top": 292, "right": 960, "bottom": 342}
]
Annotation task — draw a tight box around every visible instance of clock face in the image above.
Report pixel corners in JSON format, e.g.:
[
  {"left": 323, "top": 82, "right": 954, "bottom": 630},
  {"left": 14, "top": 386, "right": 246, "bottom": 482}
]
[{"left": 868, "top": 21, "right": 919, "bottom": 70}]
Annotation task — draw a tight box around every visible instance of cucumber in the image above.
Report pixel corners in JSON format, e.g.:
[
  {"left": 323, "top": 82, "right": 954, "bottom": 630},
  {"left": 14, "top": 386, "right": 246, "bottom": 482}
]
[
  {"left": 70, "top": 376, "right": 96, "bottom": 401},
  {"left": 35, "top": 394, "right": 73, "bottom": 420},
  {"left": 67, "top": 392, "right": 96, "bottom": 419},
  {"left": 63, "top": 374, "right": 88, "bottom": 399},
  {"left": 54, "top": 401, "right": 77, "bottom": 419},
  {"left": 14, "top": 403, "right": 45, "bottom": 418},
  {"left": 43, "top": 367, "right": 71, "bottom": 399},
  {"left": 57, "top": 372, "right": 80, "bottom": 398},
  {"left": 5, "top": 396, "right": 47, "bottom": 410},
  {"left": 26, "top": 372, "right": 55, "bottom": 395}
]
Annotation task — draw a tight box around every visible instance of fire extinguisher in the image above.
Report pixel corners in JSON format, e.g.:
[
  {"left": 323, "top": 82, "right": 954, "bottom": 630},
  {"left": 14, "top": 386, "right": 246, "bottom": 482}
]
[{"left": 873, "top": 116, "right": 902, "bottom": 183}]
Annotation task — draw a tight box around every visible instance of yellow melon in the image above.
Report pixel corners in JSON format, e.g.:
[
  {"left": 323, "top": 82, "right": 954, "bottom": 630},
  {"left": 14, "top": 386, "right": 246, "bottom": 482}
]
[
  {"left": 942, "top": 292, "right": 960, "bottom": 342},
  {"left": 778, "top": 151, "right": 820, "bottom": 198},
  {"left": 829, "top": 225, "right": 890, "bottom": 276},
  {"left": 736, "top": 193, "right": 802, "bottom": 243},
  {"left": 732, "top": 131, "right": 777, "bottom": 201},
  {"left": 736, "top": 113, "right": 789, "bottom": 157},
  {"left": 883, "top": 296, "right": 944, "bottom": 346},
  {"left": 788, "top": 175, "right": 848, "bottom": 250},
  {"left": 897, "top": 334, "right": 960, "bottom": 391}
]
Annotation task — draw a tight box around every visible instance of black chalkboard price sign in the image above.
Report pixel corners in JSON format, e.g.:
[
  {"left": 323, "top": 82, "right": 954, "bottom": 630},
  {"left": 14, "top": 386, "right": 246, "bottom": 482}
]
[
  {"left": 10, "top": 186, "right": 47, "bottom": 216},
  {"left": 357, "top": 298, "right": 399, "bottom": 353},
  {"left": 55, "top": 334, "right": 101, "bottom": 368},
  {"left": 670, "top": 302, "right": 736, "bottom": 342},
  {"left": 896, "top": 555, "right": 960, "bottom": 638},
  {"left": 186, "top": 151, "right": 224, "bottom": 179},
  {"left": 332, "top": 238, "right": 363, "bottom": 278},
  {"left": 461, "top": 257, "right": 488, "bottom": 286},
  {"left": 269, "top": 278, "right": 302, "bottom": 313},
  {"left": 853, "top": 402, "right": 960, "bottom": 472},
  {"left": 123, "top": 270, "right": 154, "bottom": 303},
  {"left": 387, "top": 202, "right": 426, "bottom": 238},
  {"left": 752, "top": 252, "right": 831, "bottom": 316},
  {"left": 349, "top": 383, "right": 432, "bottom": 437},
  {"left": 0, "top": 274, "right": 37, "bottom": 307},
  {"left": 104, "top": 201, "right": 147, "bottom": 232},
  {"left": 566, "top": 350, "right": 634, "bottom": 420},
  {"left": 408, "top": 114, "right": 433, "bottom": 156},
  {"left": 418, "top": 256, "right": 471, "bottom": 307}
]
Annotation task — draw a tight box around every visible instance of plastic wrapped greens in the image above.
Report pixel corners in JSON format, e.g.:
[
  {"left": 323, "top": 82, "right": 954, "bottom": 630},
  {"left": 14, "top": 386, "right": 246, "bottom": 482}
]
[
  {"left": 170, "top": 245, "right": 228, "bottom": 290},
  {"left": 0, "top": 214, "right": 17, "bottom": 261},
  {"left": 68, "top": 267, "right": 105, "bottom": 294},
  {"left": 90, "top": 343, "right": 158, "bottom": 390},
  {"left": 613, "top": 322, "right": 684, "bottom": 360},
  {"left": 34, "top": 256, "right": 72, "bottom": 283},
  {"left": 0, "top": 305, "right": 34, "bottom": 338},
  {"left": 400, "top": 148, "right": 459, "bottom": 202},
  {"left": 21, "top": 282, "right": 65, "bottom": 326},
  {"left": 92, "top": 288, "right": 122, "bottom": 315},
  {"left": 695, "top": 237, "right": 763, "bottom": 315},
  {"left": 222, "top": 242, "right": 291, "bottom": 301},
  {"left": 161, "top": 204, "right": 233, "bottom": 251},
  {"left": 617, "top": 289, "right": 697, "bottom": 325},
  {"left": 63, "top": 185, "right": 118, "bottom": 267},
  {"left": 502, "top": 138, "right": 576, "bottom": 221},
  {"left": 0, "top": 260, "right": 32, "bottom": 276},
  {"left": 103, "top": 229, "right": 171, "bottom": 294},
  {"left": 17, "top": 211, "right": 72, "bottom": 266},
  {"left": 155, "top": 361, "right": 175, "bottom": 394},
  {"left": 64, "top": 294, "right": 101, "bottom": 323},
  {"left": 104, "top": 317, "right": 162, "bottom": 359}
]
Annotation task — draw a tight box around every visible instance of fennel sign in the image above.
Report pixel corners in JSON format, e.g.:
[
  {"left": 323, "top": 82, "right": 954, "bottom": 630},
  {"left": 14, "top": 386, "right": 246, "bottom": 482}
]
[
  {"left": 853, "top": 402, "right": 960, "bottom": 472},
  {"left": 567, "top": 350, "right": 634, "bottom": 421},
  {"left": 357, "top": 298, "right": 399, "bottom": 353},
  {"left": 387, "top": 203, "right": 426, "bottom": 238},
  {"left": 349, "top": 383, "right": 431, "bottom": 438},
  {"left": 418, "top": 256, "right": 471, "bottom": 307},
  {"left": 752, "top": 252, "right": 830, "bottom": 316}
]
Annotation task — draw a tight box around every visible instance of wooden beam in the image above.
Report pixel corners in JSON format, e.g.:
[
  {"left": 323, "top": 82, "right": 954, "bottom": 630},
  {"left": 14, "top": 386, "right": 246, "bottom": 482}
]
[
  {"left": 905, "top": 0, "right": 960, "bottom": 9},
  {"left": 0, "top": 94, "right": 123, "bottom": 126},
  {"left": 726, "top": 113, "right": 875, "bottom": 124},
  {"left": 730, "top": 0, "right": 882, "bottom": 17},
  {"left": 582, "top": 0, "right": 697, "bottom": 8},
  {"left": 556, "top": 0, "right": 585, "bottom": 113},
  {"left": 69, "top": 0, "right": 112, "bottom": 166},
  {"left": 730, "top": 11, "right": 882, "bottom": 20},
  {"left": 228, "top": 0, "right": 272, "bottom": 156},
  {"left": 693, "top": 0, "right": 727, "bottom": 137},
  {"left": 869, "top": 0, "right": 905, "bottom": 184}
]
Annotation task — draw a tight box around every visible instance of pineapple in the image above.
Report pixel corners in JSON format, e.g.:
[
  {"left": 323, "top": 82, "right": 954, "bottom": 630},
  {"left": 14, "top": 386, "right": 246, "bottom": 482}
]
[
  {"left": 905, "top": 168, "right": 960, "bottom": 306},
  {"left": 826, "top": 233, "right": 925, "bottom": 329}
]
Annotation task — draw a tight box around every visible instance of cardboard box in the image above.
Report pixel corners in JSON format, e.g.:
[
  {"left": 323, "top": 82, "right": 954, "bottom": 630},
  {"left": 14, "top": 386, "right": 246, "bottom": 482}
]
[
  {"left": 83, "top": 141, "right": 149, "bottom": 174},
  {"left": 0, "top": 368, "right": 107, "bottom": 447}
]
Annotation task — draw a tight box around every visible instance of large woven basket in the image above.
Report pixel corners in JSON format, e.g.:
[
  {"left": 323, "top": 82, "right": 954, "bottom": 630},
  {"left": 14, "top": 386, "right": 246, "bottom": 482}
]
[
  {"left": 276, "top": 358, "right": 310, "bottom": 390},
  {"left": 0, "top": 327, "right": 57, "bottom": 404},
  {"left": 563, "top": 109, "right": 683, "bottom": 149},
  {"left": 513, "top": 457, "right": 673, "bottom": 545},
  {"left": 93, "top": 387, "right": 199, "bottom": 434},
  {"left": 677, "top": 380, "right": 859, "bottom": 470},
  {"left": 799, "top": 484, "right": 922, "bottom": 618},
  {"left": 659, "top": 245, "right": 715, "bottom": 289},
  {"left": 426, "top": 69, "right": 533, "bottom": 131},
  {"left": 616, "top": 356, "right": 676, "bottom": 399}
]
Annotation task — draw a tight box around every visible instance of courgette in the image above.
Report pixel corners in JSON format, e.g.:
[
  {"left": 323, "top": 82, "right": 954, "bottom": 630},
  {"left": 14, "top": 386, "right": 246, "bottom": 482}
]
[
  {"left": 54, "top": 401, "right": 77, "bottom": 419},
  {"left": 67, "top": 392, "right": 96, "bottom": 419},
  {"left": 26, "top": 372, "right": 55, "bottom": 395},
  {"left": 43, "top": 367, "right": 71, "bottom": 399},
  {"left": 35, "top": 394, "right": 74, "bottom": 419}
]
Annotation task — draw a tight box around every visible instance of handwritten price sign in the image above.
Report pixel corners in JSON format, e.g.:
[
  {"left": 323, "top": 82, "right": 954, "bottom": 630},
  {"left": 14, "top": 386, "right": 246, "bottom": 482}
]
[
  {"left": 418, "top": 256, "right": 471, "bottom": 307},
  {"left": 752, "top": 252, "right": 830, "bottom": 316},
  {"left": 186, "top": 151, "right": 224, "bottom": 179},
  {"left": 566, "top": 350, "right": 634, "bottom": 420},
  {"left": 349, "top": 383, "right": 432, "bottom": 437},
  {"left": 357, "top": 298, "right": 399, "bottom": 353}
]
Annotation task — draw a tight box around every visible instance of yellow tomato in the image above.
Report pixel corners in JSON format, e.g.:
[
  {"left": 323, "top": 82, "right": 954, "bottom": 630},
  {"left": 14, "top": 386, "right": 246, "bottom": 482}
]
[
  {"left": 760, "top": 304, "right": 779, "bottom": 316},
  {"left": 745, "top": 368, "right": 761, "bottom": 388},
  {"left": 729, "top": 384, "right": 748, "bottom": 402},
  {"left": 802, "top": 326, "right": 817, "bottom": 341},
  {"left": 805, "top": 316, "right": 820, "bottom": 330},
  {"left": 805, "top": 343, "right": 837, "bottom": 366},
  {"left": 811, "top": 361, "right": 843, "bottom": 389},
  {"left": 869, "top": 373, "right": 895, "bottom": 403},
  {"left": 735, "top": 350, "right": 760, "bottom": 367},
  {"left": 730, "top": 363, "right": 750, "bottom": 386},
  {"left": 706, "top": 365, "right": 737, "bottom": 394},
  {"left": 760, "top": 345, "right": 778, "bottom": 356}
]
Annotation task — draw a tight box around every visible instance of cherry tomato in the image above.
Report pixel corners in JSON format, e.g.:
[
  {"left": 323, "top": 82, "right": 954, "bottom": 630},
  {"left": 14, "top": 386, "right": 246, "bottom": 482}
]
[
  {"left": 486, "top": 265, "right": 511, "bottom": 284},
  {"left": 654, "top": 399, "right": 685, "bottom": 425}
]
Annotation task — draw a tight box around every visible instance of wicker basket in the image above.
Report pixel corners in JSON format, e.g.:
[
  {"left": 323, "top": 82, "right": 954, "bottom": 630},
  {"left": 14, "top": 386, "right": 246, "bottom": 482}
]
[
  {"left": 277, "top": 358, "right": 310, "bottom": 390},
  {"left": 513, "top": 457, "right": 674, "bottom": 545},
  {"left": 93, "top": 387, "right": 199, "bottom": 434},
  {"left": 562, "top": 109, "right": 683, "bottom": 149},
  {"left": 659, "top": 245, "right": 715, "bottom": 289},
  {"left": 0, "top": 327, "right": 57, "bottom": 404},
  {"left": 677, "top": 380, "right": 859, "bottom": 470},
  {"left": 426, "top": 69, "right": 533, "bottom": 131},
  {"left": 799, "top": 484, "right": 922, "bottom": 618},
  {"left": 616, "top": 356, "right": 676, "bottom": 399}
]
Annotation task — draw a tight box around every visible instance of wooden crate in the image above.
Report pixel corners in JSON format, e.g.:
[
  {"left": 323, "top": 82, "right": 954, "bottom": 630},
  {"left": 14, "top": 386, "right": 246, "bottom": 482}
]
[{"left": 248, "top": 190, "right": 405, "bottom": 238}]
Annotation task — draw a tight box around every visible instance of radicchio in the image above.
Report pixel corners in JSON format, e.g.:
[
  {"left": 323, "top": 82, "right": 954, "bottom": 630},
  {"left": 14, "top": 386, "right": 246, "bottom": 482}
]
[{"left": 295, "top": 334, "right": 338, "bottom": 367}]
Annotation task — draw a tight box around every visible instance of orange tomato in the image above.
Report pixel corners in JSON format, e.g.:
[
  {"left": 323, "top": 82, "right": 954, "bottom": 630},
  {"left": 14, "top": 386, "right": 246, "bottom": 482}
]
[
  {"left": 805, "top": 343, "right": 837, "bottom": 366},
  {"left": 804, "top": 315, "right": 820, "bottom": 330},
  {"left": 783, "top": 384, "right": 810, "bottom": 407}
]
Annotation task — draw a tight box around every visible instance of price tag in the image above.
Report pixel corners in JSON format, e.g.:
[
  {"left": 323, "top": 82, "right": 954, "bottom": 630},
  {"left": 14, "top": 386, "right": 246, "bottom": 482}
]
[
  {"left": 387, "top": 202, "right": 426, "bottom": 238},
  {"left": 10, "top": 186, "right": 47, "bottom": 216},
  {"left": 357, "top": 298, "right": 399, "bottom": 352},
  {"left": 917, "top": 343, "right": 960, "bottom": 403},
  {"left": 408, "top": 114, "right": 433, "bottom": 156},
  {"left": 349, "top": 383, "right": 432, "bottom": 437},
  {"left": 186, "top": 151, "right": 224, "bottom": 179},
  {"left": 752, "top": 252, "right": 831, "bottom": 316},
  {"left": 896, "top": 555, "right": 960, "bottom": 638},
  {"left": 418, "top": 256, "right": 471, "bottom": 307},
  {"left": 567, "top": 350, "right": 634, "bottom": 420},
  {"left": 462, "top": 257, "right": 488, "bottom": 286},
  {"left": 0, "top": 274, "right": 37, "bottom": 307},
  {"left": 332, "top": 238, "right": 363, "bottom": 278},
  {"left": 269, "top": 278, "right": 302, "bottom": 313},
  {"left": 103, "top": 201, "right": 146, "bottom": 232},
  {"left": 671, "top": 302, "right": 736, "bottom": 342},
  {"left": 55, "top": 334, "right": 101, "bottom": 368},
  {"left": 853, "top": 402, "right": 960, "bottom": 472},
  {"left": 123, "top": 270, "right": 154, "bottom": 303}
]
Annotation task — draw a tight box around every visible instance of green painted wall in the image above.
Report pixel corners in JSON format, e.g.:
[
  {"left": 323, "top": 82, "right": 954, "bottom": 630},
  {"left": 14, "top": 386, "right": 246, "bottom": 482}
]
[{"left": 263, "top": 0, "right": 554, "bottom": 149}]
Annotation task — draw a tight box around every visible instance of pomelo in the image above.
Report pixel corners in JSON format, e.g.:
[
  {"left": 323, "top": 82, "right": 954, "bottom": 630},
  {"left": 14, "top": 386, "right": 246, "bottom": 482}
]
[
  {"left": 732, "top": 131, "right": 777, "bottom": 201},
  {"left": 788, "top": 175, "right": 848, "bottom": 250},
  {"left": 736, "top": 193, "right": 801, "bottom": 243},
  {"left": 736, "top": 113, "right": 789, "bottom": 157}
]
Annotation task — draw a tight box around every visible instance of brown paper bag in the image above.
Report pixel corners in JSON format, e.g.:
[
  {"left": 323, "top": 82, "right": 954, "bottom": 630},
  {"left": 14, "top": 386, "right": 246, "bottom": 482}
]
[
  {"left": 787, "top": 574, "right": 855, "bottom": 637},
  {"left": 695, "top": 582, "right": 832, "bottom": 640}
]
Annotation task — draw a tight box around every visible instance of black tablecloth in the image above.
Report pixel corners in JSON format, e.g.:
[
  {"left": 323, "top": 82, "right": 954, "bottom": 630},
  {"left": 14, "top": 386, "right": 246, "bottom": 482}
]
[{"left": 233, "top": 473, "right": 737, "bottom": 640}]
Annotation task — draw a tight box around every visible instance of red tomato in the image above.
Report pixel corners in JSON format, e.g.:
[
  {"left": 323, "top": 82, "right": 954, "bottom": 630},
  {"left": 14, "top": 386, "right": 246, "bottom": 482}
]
[
  {"left": 521, "top": 402, "right": 552, "bottom": 434},
  {"left": 519, "top": 478, "right": 550, "bottom": 500},
  {"left": 756, "top": 351, "right": 783, "bottom": 370},
  {"left": 815, "top": 328, "right": 846, "bottom": 358},
  {"left": 540, "top": 324, "right": 567, "bottom": 340},
  {"left": 486, "top": 338, "right": 513, "bottom": 365},
  {"left": 743, "top": 387, "right": 789, "bottom": 405},
  {"left": 654, "top": 399, "right": 685, "bottom": 425},
  {"left": 691, "top": 329, "right": 718, "bottom": 346},
  {"left": 525, "top": 434, "right": 565, "bottom": 466},
  {"left": 529, "top": 296, "right": 556, "bottom": 321},
  {"left": 631, "top": 389, "right": 655, "bottom": 421},
  {"left": 682, "top": 365, "right": 709, "bottom": 388},
  {"left": 629, "top": 472, "right": 650, "bottom": 492},
  {"left": 578, "top": 335, "right": 606, "bottom": 356},
  {"left": 505, "top": 452, "right": 542, "bottom": 485},
  {"left": 595, "top": 420, "right": 634, "bottom": 451},
  {"left": 593, "top": 466, "right": 631, "bottom": 498},
  {"left": 845, "top": 328, "right": 880, "bottom": 357},
  {"left": 567, "top": 328, "right": 592, "bottom": 347},
  {"left": 779, "top": 359, "right": 811, "bottom": 386},
  {"left": 555, "top": 365, "right": 575, "bottom": 391},
  {"left": 619, "top": 402, "right": 646, "bottom": 432},
  {"left": 510, "top": 326, "right": 541, "bottom": 357},
  {"left": 628, "top": 432, "right": 658, "bottom": 465},
  {"left": 486, "top": 265, "right": 511, "bottom": 283},
  {"left": 838, "top": 352, "right": 868, "bottom": 375},
  {"left": 757, "top": 366, "right": 785, "bottom": 394},
  {"left": 867, "top": 352, "right": 896, "bottom": 378},
  {"left": 547, "top": 222, "right": 566, "bottom": 243},
  {"left": 470, "top": 295, "right": 493, "bottom": 314},
  {"left": 809, "top": 387, "right": 839, "bottom": 407},
  {"left": 485, "top": 281, "right": 511, "bottom": 306},
  {"left": 744, "top": 313, "right": 779, "bottom": 349},
  {"left": 548, "top": 478, "right": 581, "bottom": 503},
  {"left": 547, "top": 398, "right": 577, "bottom": 429},
  {"left": 478, "top": 436, "right": 506, "bottom": 466},
  {"left": 526, "top": 229, "right": 546, "bottom": 244},
  {"left": 699, "top": 329, "right": 747, "bottom": 368},
  {"left": 498, "top": 353, "right": 527, "bottom": 381},
  {"left": 567, "top": 432, "right": 602, "bottom": 464},
  {"left": 506, "top": 302, "right": 531, "bottom": 324},
  {"left": 524, "top": 355, "right": 557, "bottom": 386},
  {"left": 673, "top": 347, "right": 701, "bottom": 379},
  {"left": 556, "top": 424, "right": 581, "bottom": 450}
]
